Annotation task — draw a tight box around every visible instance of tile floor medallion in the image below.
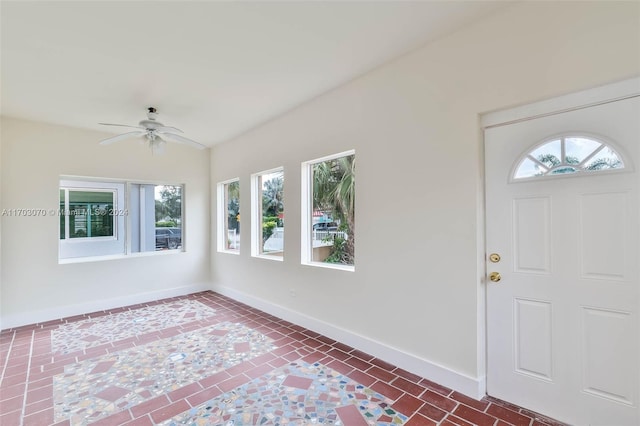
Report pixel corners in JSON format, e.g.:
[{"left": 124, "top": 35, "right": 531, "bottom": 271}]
[
  {"left": 53, "top": 322, "right": 274, "bottom": 424},
  {"left": 164, "top": 361, "right": 408, "bottom": 425},
  {"left": 51, "top": 299, "right": 217, "bottom": 354}
]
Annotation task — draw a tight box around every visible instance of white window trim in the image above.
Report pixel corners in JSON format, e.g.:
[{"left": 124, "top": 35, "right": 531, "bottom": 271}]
[
  {"left": 251, "top": 167, "right": 284, "bottom": 261},
  {"left": 301, "top": 150, "right": 355, "bottom": 272},
  {"left": 59, "top": 179, "right": 126, "bottom": 261},
  {"left": 510, "top": 133, "right": 630, "bottom": 183},
  {"left": 59, "top": 177, "right": 186, "bottom": 263},
  {"left": 217, "top": 178, "right": 240, "bottom": 255}
]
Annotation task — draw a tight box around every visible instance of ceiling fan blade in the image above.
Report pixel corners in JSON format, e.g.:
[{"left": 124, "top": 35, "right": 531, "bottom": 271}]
[
  {"left": 99, "top": 122, "right": 144, "bottom": 130},
  {"left": 161, "top": 132, "right": 206, "bottom": 150},
  {"left": 99, "top": 131, "right": 146, "bottom": 145},
  {"left": 156, "top": 126, "right": 183, "bottom": 134}
]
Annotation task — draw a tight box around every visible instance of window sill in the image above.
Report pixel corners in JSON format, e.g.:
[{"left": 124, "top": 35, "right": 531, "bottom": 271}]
[
  {"left": 59, "top": 249, "right": 183, "bottom": 264},
  {"left": 253, "top": 253, "right": 284, "bottom": 262},
  {"left": 302, "top": 261, "right": 354, "bottom": 272}
]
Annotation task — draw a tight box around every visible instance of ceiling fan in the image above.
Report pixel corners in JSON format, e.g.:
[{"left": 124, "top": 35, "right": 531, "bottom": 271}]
[{"left": 99, "top": 107, "right": 206, "bottom": 154}]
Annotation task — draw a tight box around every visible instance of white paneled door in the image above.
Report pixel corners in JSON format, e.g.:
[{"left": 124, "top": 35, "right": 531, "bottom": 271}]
[{"left": 485, "top": 95, "right": 639, "bottom": 425}]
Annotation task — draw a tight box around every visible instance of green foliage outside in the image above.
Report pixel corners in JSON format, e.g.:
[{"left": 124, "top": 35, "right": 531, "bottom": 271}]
[
  {"left": 313, "top": 154, "right": 355, "bottom": 265},
  {"left": 155, "top": 221, "right": 177, "bottom": 227},
  {"left": 155, "top": 185, "right": 182, "bottom": 224},
  {"left": 537, "top": 153, "right": 621, "bottom": 175}
]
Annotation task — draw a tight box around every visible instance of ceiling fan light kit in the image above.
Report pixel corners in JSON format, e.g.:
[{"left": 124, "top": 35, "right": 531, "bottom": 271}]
[{"left": 99, "top": 107, "right": 205, "bottom": 154}]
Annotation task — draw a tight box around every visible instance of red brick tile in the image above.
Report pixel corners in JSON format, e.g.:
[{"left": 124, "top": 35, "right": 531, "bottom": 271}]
[
  {"left": 91, "top": 409, "right": 133, "bottom": 426},
  {"left": 418, "top": 402, "right": 448, "bottom": 422},
  {"left": 246, "top": 363, "right": 273, "bottom": 379},
  {"left": 199, "top": 370, "right": 232, "bottom": 388},
  {"left": 328, "top": 348, "right": 351, "bottom": 360},
  {"left": 0, "top": 409, "right": 21, "bottom": 426},
  {"left": 287, "top": 332, "right": 307, "bottom": 341},
  {"left": 150, "top": 400, "right": 190, "bottom": 423},
  {"left": 371, "top": 357, "right": 396, "bottom": 371},
  {"left": 346, "top": 370, "right": 377, "bottom": 387},
  {"left": 272, "top": 344, "right": 296, "bottom": 356},
  {"left": 444, "top": 414, "right": 475, "bottom": 426},
  {"left": 225, "top": 360, "right": 256, "bottom": 376},
  {"left": 0, "top": 382, "right": 26, "bottom": 400},
  {"left": 283, "top": 350, "right": 301, "bottom": 361},
  {"left": 218, "top": 374, "right": 250, "bottom": 392},
  {"left": 326, "top": 359, "right": 353, "bottom": 375},
  {"left": 351, "top": 349, "right": 375, "bottom": 362},
  {"left": 335, "top": 404, "right": 368, "bottom": 426},
  {"left": 301, "top": 337, "right": 324, "bottom": 348},
  {"left": 268, "top": 357, "right": 289, "bottom": 368},
  {"left": 420, "top": 390, "right": 458, "bottom": 412},
  {"left": 26, "top": 384, "right": 52, "bottom": 404},
  {"left": 130, "top": 395, "right": 170, "bottom": 418},
  {"left": 302, "top": 351, "right": 327, "bottom": 364},
  {"left": 187, "top": 386, "right": 223, "bottom": 407},
  {"left": 394, "top": 367, "right": 423, "bottom": 384},
  {"left": 419, "top": 378, "right": 453, "bottom": 396},
  {"left": 405, "top": 413, "right": 438, "bottom": 426},
  {"left": 367, "top": 366, "right": 396, "bottom": 382},
  {"left": 333, "top": 342, "right": 353, "bottom": 353},
  {"left": 1, "top": 395, "right": 23, "bottom": 413},
  {"left": 316, "top": 335, "right": 336, "bottom": 345},
  {"left": 167, "top": 382, "right": 203, "bottom": 402},
  {"left": 25, "top": 397, "right": 52, "bottom": 416},
  {"left": 344, "top": 356, "right": 371, "bottom": 371},
  {"left": 250, "top": 352, "right": 277, "bottom": 365},
  {"left": 450, "top": 391, "right": 489, "bottom": 411},
  {"left": 282, "top": 375, "right": 313, "bottom": 390},
  {"left": 392, "top": 393, "right": 424, "bottom": 416},
  {"left": 392, "top": 376, "right": 426, "bottom": 396},
  {"left": 487, "top": 404, "right": 533, "bottom": 426},
  {"left": 370, "top": 381, "right": 403, "bottom": 400},
  {"left": 453, "top": 404, "right": 497, "bottom": 426},
  {"left": 22, "top": 407, "right": 53, "bottom": 426}
]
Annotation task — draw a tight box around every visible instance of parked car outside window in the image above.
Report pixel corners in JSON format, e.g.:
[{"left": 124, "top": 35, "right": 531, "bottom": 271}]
[
  {"left": 155, "top": 227, "right": 182, "bottom": 249},
  {"left": 312, "top": 222, "right": 338, "bottom": 232}
]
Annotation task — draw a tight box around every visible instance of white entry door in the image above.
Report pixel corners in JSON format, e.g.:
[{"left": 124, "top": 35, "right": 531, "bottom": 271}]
[{"left": 485, "top": 94, "right": 639, "bottom": 425}]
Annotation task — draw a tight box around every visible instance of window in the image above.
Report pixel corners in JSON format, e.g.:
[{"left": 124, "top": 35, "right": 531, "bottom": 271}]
[
  {"left": 59, "top": 180, "right": 126, "bottom": 260},
  {"left": 217, "top": 179, "right": 240, "bottom": 253},
  {"left": 251, "top": 168, "right": 284, "bottom": 259},
  {"left": 59, "top": 179, "right": 184, "bottom": 261},
  {"left": 301, "top": 150, "right": 355, "bottom": 270},
  {"left": 513, "top": 136, "right": 624, "bottom": 180},
  {"left": 129, "top": 184, "right": 183, "bottom": 253}
]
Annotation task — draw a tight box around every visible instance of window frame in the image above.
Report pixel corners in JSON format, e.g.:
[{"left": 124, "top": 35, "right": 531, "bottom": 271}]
[
  {"left": 511, "top": 133, "right": 627, "bottom": 182},
  {"left": 251, "top": 167, "right": 284, "bottom": 261},
  {"left": 59, "top": 179, "right": 126, "bottom": 261},
  {"left": 301, "top": 150, "right": 355, "bottom": 272},
  {"left": 216, "top": 178, "right": 241, "bottom": 255},
  {"left": 59, "top": 177, "right": 186, "bottom": 263}
]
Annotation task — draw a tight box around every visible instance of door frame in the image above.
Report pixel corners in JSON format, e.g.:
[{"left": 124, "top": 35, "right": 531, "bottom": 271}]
[{"left": 479, "top": 76, "right": 640, "bottom": 399}]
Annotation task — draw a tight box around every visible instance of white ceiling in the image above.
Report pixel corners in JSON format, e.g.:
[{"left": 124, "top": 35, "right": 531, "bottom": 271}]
[{"left": 1, "top": 1, "right": 507, "bottom": 147}]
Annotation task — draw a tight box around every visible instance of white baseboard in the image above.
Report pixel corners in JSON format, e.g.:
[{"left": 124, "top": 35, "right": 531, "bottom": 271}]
[
  {"left": 1, "top": 283, "right": 211, "bottom": 330},
  {"left": 212, "top": 283, "right": 486, "bottom": 400}
]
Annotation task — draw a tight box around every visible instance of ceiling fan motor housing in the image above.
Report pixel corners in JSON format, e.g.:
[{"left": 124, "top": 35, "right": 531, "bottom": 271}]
[{"left": 146, "top": 107, "right": 159, "bottom": 120}]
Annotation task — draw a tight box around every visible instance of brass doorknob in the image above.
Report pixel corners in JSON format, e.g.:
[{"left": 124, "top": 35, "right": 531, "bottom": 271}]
[{"left": 489, "top": 272, "right": 501, "bottom": 282}]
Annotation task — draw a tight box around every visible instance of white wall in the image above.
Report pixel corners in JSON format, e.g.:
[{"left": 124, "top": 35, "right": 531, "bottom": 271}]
[
  {"left": 0, "top": 117, "right": 211, "bottom": 329},
  {"left": 210, "top": 1, "right": 640, "bottom": 397}
]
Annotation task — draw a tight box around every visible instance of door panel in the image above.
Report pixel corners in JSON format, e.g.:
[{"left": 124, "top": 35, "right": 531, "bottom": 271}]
[{"left": 485, "top": 95, "right": 639, "bottom": 425}]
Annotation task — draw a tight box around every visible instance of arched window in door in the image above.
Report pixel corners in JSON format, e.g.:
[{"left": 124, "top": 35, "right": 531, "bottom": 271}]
[{"left": 513, "top": 135, "right": 625, "bottom": 180}]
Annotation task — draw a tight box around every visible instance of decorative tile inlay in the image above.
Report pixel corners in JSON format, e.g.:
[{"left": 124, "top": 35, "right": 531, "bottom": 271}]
[
  {"left": 53, "top": 322, "right": 274, "bottom": 424},
  {"left": 51, "top": 300, "right": 216, "bottom": 353},
  {"left": 163, "top": 361, "right": 408, "bottom": 425}
]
